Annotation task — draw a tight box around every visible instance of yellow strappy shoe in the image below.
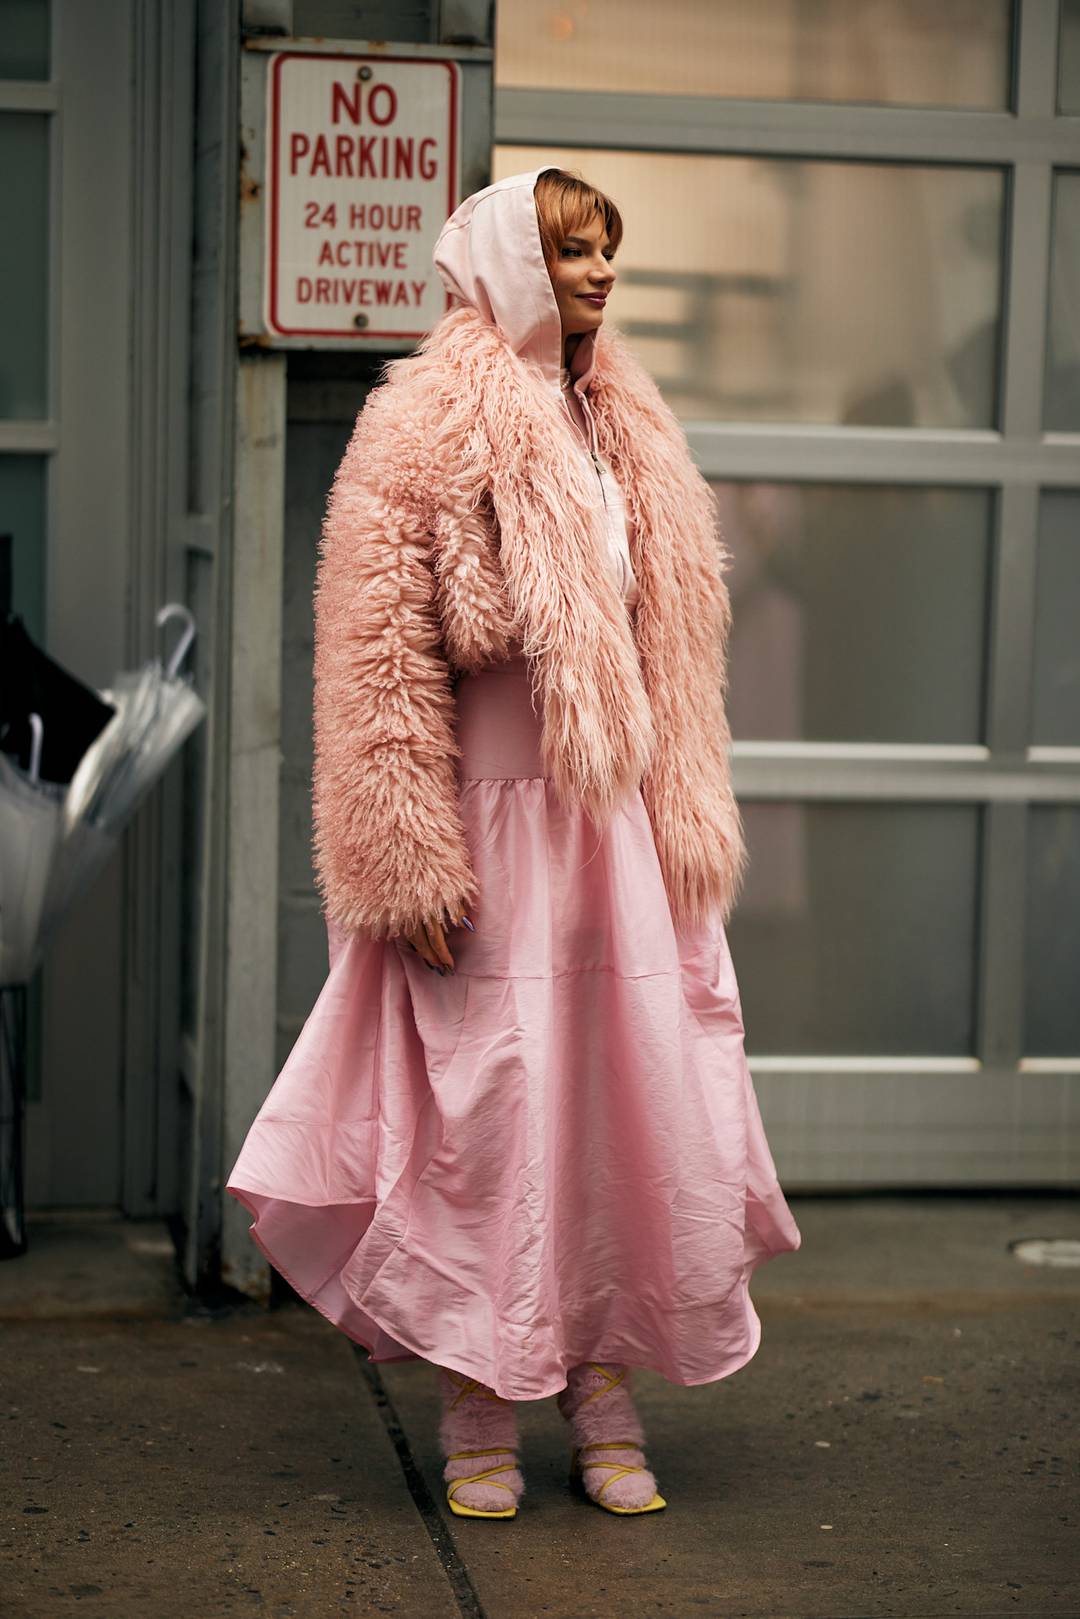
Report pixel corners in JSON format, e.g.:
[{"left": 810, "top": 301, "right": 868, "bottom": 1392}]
[
  {"left": 445, "top": 1447, "right": 520, "bottom": 1518},
  {"left": 569, "top": 1442, "right": 667, "bottom": 1514},
  {"left": 566, "top": 1364, "right": 667, "bottom": 1515},
  {"left": 441, "top": 1370, "right": 521, "bottom": 1519}
]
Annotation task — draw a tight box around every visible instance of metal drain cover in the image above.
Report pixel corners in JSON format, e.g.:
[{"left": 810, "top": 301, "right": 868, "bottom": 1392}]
[{"left": 1009, "top": 1237, "right": 1080, "bottom": 1267}]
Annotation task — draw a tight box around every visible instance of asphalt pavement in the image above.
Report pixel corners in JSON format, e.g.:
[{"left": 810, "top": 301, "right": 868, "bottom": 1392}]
[{"left": 2, "top": 1196, "right": 1077, "bottom": 1618}]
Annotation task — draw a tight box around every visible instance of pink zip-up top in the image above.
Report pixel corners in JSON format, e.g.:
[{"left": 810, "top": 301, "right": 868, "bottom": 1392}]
[{"left": 433, "top": 168, "right": 639, "bottom": 609}]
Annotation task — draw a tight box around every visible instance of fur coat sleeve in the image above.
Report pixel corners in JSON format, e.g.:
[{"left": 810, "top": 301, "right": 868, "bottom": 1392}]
[{"left": 311, "top": 385, "right": 481, "bottom": 941}]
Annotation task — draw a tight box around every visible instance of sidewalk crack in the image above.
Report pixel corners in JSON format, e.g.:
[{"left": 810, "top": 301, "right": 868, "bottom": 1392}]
[{"left": 354, "top": 1348, "right": 489, "bottom": 1619}]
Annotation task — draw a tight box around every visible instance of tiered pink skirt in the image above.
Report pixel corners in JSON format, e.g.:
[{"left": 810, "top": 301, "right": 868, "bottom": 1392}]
[{"left": 226, "top": 650, "right": 801, "bottom": 1401}]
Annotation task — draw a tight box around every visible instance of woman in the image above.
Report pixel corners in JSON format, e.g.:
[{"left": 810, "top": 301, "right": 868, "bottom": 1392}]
[{"left": 226, "top": 167, "right": 801, "bottom": 1521}]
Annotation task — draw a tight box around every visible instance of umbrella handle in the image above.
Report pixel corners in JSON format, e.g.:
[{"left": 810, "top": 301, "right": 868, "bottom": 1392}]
[
  {"left": 27, "top": 712, "right": 43, "bottom": 783},
  {"left": 156, "top": 603, "right": 197, "bottom": 681}
]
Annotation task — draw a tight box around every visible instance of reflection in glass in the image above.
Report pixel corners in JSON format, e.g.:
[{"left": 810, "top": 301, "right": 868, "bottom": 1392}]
[
  {"left": 1044, "top": 172, "right": 1080, "bottom": 431},
  {"left": 730, "top": 801, "right": 980, "bottom": 1056},
  {"left": 715, "top": 481, "right": 991, "bottom": 745},
  {"left": 496, "top": 0, "right": 1011, "bottom": 108},
  {"left": 1061, "top": 0, "right": 1080, "bottom": 114},
  {"left": 1025, "top": 808, "right": 1080, "bottom": 1056},
  {"left": 0, "top": 113, "right": 50, "bottom": 420},
  {"left": 494, "top": 146, "right": 1004, "bottom": 428},
  {"left": 0, "top": 0, "right": 49, "bottom": 80},
  {"left": 0, "top": 455, "right": 46, "bottom": 643},
  {"left": 1031, "top": 492, "right": 1080, "bottom": 747}
]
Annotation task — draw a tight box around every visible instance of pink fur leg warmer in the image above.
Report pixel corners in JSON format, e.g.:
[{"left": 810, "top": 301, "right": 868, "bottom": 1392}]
[
  {"left": 434, "top": 1365, "right": 524, "bottom": 1513},
  {"left": 556, "top": 1362, "right": 661, "bottom": 1511}
]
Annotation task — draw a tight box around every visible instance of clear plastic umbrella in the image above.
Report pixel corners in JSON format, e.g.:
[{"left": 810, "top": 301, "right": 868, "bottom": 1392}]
[
  {"left": 1, "top": 603, "right": 206, "bottom": 1262},
  {"left": 42, "top": 604, "right": 207, "bottom": 940},
  {"left": 0, "top": 716, "right": 64, "bottom": 987}
]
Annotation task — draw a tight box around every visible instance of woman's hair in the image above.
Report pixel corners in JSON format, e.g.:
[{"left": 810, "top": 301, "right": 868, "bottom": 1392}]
[{"left": 534, "top": 168, "right": 623, "bottom": 269}]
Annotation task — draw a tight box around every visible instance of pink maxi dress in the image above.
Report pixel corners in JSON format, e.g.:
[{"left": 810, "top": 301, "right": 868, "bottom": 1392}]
[{"left": 226, "top": 364, "right": 802, "bottom": 1404}]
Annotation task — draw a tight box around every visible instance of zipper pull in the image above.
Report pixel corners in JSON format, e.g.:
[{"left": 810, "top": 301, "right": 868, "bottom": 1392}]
[{"left": 590, "top": 448, "right": 608, "bottom": 507}]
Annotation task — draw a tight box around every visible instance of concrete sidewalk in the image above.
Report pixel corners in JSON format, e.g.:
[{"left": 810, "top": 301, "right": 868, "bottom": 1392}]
[{"left": 2, "top": 1198, "right": 1077, "bottom": 1618}]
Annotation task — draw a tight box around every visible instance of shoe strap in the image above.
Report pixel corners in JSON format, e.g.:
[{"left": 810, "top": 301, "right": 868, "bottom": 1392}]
[
  {"left": 447, "top": 1466, "right": 518, "bottom": 1498},
  {"left": 444, "top": 1370, "right": 511, "bottom": 1410},
  {"left": 578, "top": 1362, "right": 628, "bottom": 1407},
  {"left": 590, "top": 1463, "right": 648, "bottom": 1501},
  {"left": 447, "top": 1446, "right": 518, "bottom": 1460},
  {"left": 578, "top": 1441, "right": 643, "bottom": 1454},
  {"left": 572, "top": 1443, "right": 652, "bottom": 1504}
]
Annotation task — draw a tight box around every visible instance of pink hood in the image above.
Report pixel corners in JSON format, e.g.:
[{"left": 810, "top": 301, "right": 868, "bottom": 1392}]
[{"left": 433, "top": 167, "right": 598, "bottom": 399}]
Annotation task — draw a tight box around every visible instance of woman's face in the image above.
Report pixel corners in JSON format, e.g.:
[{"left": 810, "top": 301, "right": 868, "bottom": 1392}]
[{"left": 548, "top": 213, "right": 617, "bottom": 339}]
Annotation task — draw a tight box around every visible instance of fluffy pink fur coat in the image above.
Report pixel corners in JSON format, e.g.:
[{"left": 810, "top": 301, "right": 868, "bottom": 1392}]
[{"left": 313, "top": 304, "right": 747, "bottom": 940}]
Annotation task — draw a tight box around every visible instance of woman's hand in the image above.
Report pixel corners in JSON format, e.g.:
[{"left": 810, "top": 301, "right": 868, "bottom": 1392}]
[{"left": 403, "top": 909, "right": 473, "bottom": 973}]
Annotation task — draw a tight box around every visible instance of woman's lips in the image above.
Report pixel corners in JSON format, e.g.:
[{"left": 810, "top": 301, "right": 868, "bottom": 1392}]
[{"left": 579, "top": 294, "right": 607, "bottom": 306}]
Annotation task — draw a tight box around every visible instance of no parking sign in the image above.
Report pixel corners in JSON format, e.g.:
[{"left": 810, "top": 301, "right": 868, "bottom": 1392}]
[{"left": 265, "top": 51, "right": 460, "bottom": 341}]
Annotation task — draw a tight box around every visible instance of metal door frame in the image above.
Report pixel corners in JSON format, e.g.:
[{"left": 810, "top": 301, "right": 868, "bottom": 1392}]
[{"left": 495, "top": 0, "right": 1080, "bottom": 1184}]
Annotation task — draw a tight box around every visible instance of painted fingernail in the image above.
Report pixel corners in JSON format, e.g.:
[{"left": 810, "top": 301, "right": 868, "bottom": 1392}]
[{"left": 461, "top": 916, "right": 475, "bottom": 931}]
